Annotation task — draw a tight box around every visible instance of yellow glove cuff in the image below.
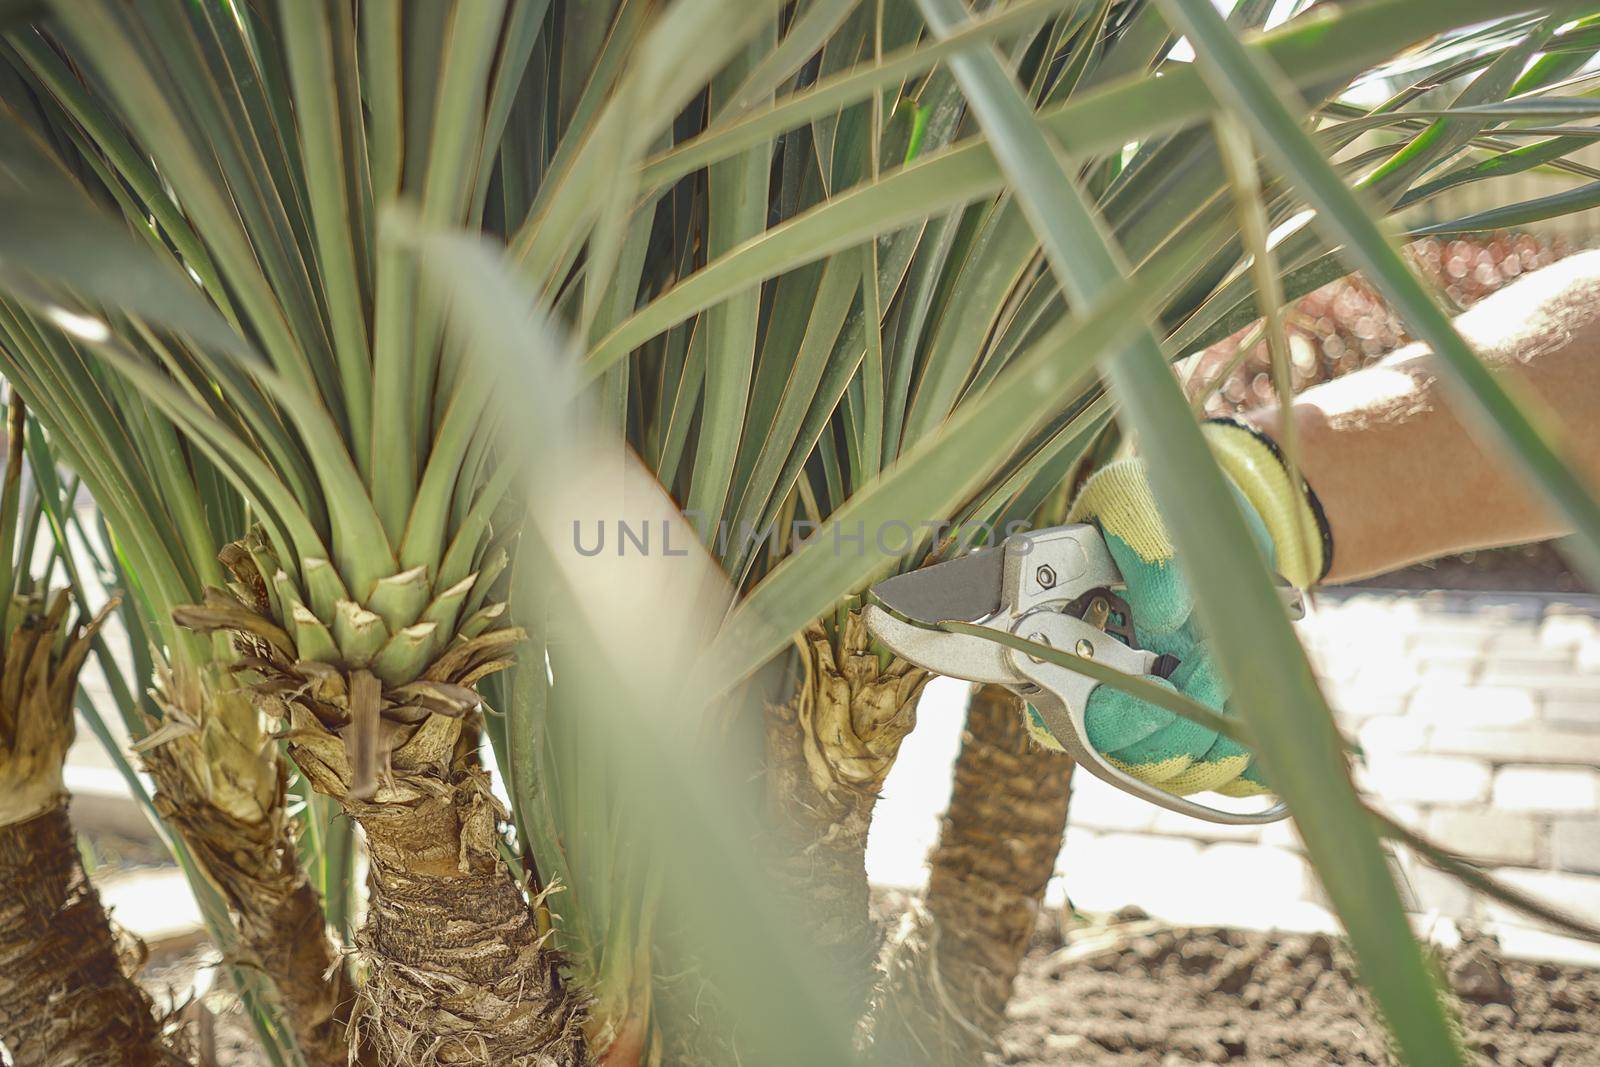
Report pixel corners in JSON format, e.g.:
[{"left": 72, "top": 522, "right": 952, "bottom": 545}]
[
  {"left": 1065, "top": 459, "right": 1173, "bottom": 564},
  {"left": 1201, "top": 421, "right": 1327, "bottom": 589}
]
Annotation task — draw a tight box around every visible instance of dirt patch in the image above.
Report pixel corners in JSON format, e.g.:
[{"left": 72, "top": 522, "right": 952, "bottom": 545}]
[{"left": 1000, "top": 912, "right": 1600, "bottom": 1065}]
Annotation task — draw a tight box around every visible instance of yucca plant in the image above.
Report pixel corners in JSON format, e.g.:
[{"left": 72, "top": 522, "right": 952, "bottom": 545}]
[
  {"left": 4, "top": 1, "right": 1600, "bottom": 1066},
  {"left": 0, "top": 3, "right": 584, "bottom": 1062},
  {"left": 0, "top": 395, "right": 176, "bottom": 1067},
  {"left": 0, "top": 44, "right": 352, "bottom": 1067}
]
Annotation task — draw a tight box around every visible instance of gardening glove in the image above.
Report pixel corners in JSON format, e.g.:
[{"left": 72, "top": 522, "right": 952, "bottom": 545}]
[{"left": 1022, "top": 419, "right": 1331, "bottom": 798}]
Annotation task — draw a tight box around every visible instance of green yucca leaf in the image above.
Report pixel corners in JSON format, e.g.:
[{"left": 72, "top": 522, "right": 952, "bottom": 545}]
[
  {"left": 707, "top": 248, "right": 1193, "bottom": 684},
  {"left": 918, "top": 0, "right": 1465, "bottom": 1060},
  {"left": 590, "top": 0, "right": 1588, "bottom": 374}
]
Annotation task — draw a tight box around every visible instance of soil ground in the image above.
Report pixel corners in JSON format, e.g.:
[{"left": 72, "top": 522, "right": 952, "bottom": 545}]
[{"left": 999, "top": 909, "right": 1600, "bottom": 1066}]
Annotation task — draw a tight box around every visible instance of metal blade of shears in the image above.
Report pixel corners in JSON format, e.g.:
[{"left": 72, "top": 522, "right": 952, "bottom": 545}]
[{"left": 866, "top": 546, "right": 1003, "bottom": 625}]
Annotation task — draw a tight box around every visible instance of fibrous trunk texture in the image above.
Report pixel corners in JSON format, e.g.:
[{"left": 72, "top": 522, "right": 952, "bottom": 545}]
[
  {"left": 763, "top": 614, "right": 929, "bottom": 1020},
  {"left": 141, "top": 739, "right": 354, "bottom": 1067},
  {"left": 0, "top": 801, "right": 173, "bottom": 1067},
  {"left": 341, "top": 766, "right": 585, "bottom": 1066},
  {"left": 870, "top": 684, "right": 1074, "bottom": 1064},
  {"left": 270, "top": 700, "right": 588, "bottom": 1067},
  {"left": 178, "top": 535, "right": 590, "bottom": 1066}
]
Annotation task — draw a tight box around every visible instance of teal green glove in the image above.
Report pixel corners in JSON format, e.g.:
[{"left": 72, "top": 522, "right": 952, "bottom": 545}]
[{"left": 1022, "top": 421, "right": 1329, "bottom": 798}]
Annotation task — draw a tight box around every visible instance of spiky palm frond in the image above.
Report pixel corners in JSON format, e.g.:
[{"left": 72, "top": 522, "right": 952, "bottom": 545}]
[{"left": 2, "top": 2, "right": 1600, "bottom": 1065}]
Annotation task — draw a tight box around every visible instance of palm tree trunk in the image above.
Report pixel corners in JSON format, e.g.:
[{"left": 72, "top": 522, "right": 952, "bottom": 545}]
[
  {"left": 177, "top": 538, "right": 590, "bottom": 1066},
  {"left": 763, "top": 614, "right": 929, "bottom": 1020},
  {"left": 290, "top": 709, "right": 589, "bottom": 1067},
  {"left": 0, "top": 800, "right": 174, "bottom": 1067},
  {"left": 141, "top": 743, "right": 355, "bottom": 1067},
  {"left": 870, "top": 684, "right": 1074, "bottom": 1064}
]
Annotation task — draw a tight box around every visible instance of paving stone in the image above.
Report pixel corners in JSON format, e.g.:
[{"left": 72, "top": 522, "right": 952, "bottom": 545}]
[
  {"left": 1423, "top": 810, "right": 1542, "bottom": 868},
  {"left": 1484, "top": 868, "right": 1600, "bottom": 933},
  {"left": 1492, "top": 765, "right": 1600, "bottom": 813},
  {"left": 1427, "top": 726, "right": 1600, "bottom": 766},
  {"left": 1406, "top": 683, "right": 1537, "bottom": 728},
  {"left": 1364, "top": 754, "right": 1492, "bottom": 806},
  {"left": 1552, "top": 819, "right": 1600, "bottom": 876},
  {"left": 1542, "top": 696, "right": 1600, "bottom": 731}
]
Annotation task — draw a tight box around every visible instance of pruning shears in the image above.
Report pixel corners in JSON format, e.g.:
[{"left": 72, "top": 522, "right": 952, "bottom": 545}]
[{"left": 864, "top": 523, "right": 1298, "bottom": 825}]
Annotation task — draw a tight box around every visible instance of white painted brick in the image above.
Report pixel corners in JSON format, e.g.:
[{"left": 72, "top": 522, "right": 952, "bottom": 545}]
[
  {"left": 1540, "top": 613, "right": 1596, "bottom": 650},
  {"left": 1043, "top": 827, "right": 1096, "bottom": 909},
  {"left": 1404, "top": 864, "right": 1479, "bottom": 921},
  {"left": 1489, "top": 923, "right": 1600, "bottom": 968},
  {"left": 1055, "top": 833, "right": 1202, "bottom": 917},
  {"left": 1162, "top": 844, "right": 1324, "bottom": 930},
  {"left": 1428, "top": 726, "right": 1600, "bottom": 766},
  {"left": 1407, "top": 632, "right": 1490, "bottom": 660},
  {"left": 1407, "top": 683, "right": 1537, "bottom": 728},
  {"left": 1479, "top": 670, "right": 1600, "bottom": 700},
  {"left": 1488, "top": 632, "right": 1572, "bottom": 663},
  {"left": 1193, "top": 843, "right": 1313, "bottom": 900},
  {"left": 1543, "top": 697, "right": 1600, "bottom": 731},
  {"left": 1492, "top": 765, "right": 1600, "bottom": 813},
  {"left": 1346, "top": 656, "right": 1420, "bottom": 696},
  {"left": 1484, "top": 868, "right": 1600, "bottom": 933},
  {"left": 98, "top": 869, "right": 204, "bottom": 949},
  {"left": 1364, "top": 754, "right": 1492, "bottom": 806},
  {"left": 1067, "top": 768, "right": 1159, "bottom": 833},
  {"left": 1407, "top": 616, "right": 1507, "bottom": 640},
  {"left": 1323, "top": 681, "right": 1408, "bottom": 721},
  {"left": 1358, "top": 716, "right": 1429, "bottom": 757},
  {"left": 1259, "top": 816, "right": 1302, "bottom": 851},
  {"left": 1424, "top": 810, "right": 1542, "bottom": 868},
  {"left": 1150, "top": 808, "right": 1264, "bottom": 842},
  {"left": 1417, "top": 661, "right": 1480, "bottom": 685},
  {"left": 1552, "top": 820, "right": 1600, "bottom": 876}
]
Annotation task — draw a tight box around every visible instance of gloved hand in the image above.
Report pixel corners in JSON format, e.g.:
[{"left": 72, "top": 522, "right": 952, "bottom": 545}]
[{"left": 1022, "top": 419, "right": 1330, "bottom": 798}]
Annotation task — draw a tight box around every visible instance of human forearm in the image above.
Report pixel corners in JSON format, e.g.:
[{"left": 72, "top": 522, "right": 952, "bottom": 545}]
[{"left": 1245, "top": 250, "right": 1600, "bottom": 584}]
